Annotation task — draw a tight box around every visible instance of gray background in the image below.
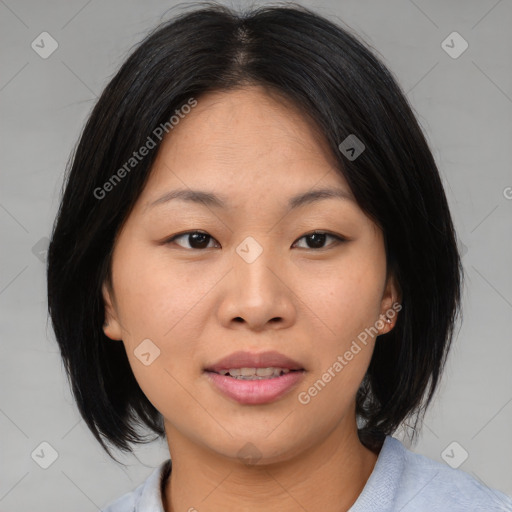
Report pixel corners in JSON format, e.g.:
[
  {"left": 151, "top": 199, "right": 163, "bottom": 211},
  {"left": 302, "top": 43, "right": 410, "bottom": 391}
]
[{"left": 1, "top": 0, "right": 511, "bottom": 510}]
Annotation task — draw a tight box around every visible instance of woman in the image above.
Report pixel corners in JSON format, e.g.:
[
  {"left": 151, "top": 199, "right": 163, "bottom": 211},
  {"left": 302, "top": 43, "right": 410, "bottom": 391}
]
[{"left": 46, "top": 3, "right": 512, "bottom": 511}]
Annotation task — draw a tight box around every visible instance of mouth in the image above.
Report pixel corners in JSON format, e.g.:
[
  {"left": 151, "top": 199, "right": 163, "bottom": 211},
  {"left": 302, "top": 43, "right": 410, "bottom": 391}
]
[
  {"left": 203, "top": 349, "right": 305, "bottom": 375},
  {"left": 203, "top": 350, "right": 306, "bottom": 404},
  {"left": 203, "top": 367, "right": 306, "bottom": 405},
  {"left": 205, "top": 367, "right": 303, "bottom": 380}
]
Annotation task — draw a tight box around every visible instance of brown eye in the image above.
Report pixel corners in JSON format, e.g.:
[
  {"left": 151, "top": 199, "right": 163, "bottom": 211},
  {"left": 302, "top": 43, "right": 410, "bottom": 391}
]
[
  {"left": 292, "top": 231, "right": 345, "bottom": 250},
  {"left": 164, "top": 230, "right": 345, "bottom": 251},
  {"left": 166, "top": 231, "right": 219, "bottom": 249}
]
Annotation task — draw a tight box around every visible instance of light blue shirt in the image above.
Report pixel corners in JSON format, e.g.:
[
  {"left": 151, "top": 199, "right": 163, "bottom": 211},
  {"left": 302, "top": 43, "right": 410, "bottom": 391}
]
[{"left": 102, "top": 435, "right": 512, "bottom": 511}]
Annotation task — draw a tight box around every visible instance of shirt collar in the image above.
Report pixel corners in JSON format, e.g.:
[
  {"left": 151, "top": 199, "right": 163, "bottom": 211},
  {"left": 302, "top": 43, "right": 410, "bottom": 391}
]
[
  {"left": 133, "top": 436, "right": 403, "bottom": 511},
  {"left": 134, "top": 458, "right": 172, "bottom": 512},
  {"left": 348, "top": 435, "right": 406, "bottom": 511}
]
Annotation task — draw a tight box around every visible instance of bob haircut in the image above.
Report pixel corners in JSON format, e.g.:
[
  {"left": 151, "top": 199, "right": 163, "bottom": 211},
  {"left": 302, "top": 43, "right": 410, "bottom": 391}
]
[{"left": 47, "top": 1, "right": 463, "bottom": 462}]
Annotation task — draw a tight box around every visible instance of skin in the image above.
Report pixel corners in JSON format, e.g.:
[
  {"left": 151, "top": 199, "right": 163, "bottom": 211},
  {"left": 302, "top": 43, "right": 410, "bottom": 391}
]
[{"left": 102, "top": 85, "right": 401, "bottom": 512}]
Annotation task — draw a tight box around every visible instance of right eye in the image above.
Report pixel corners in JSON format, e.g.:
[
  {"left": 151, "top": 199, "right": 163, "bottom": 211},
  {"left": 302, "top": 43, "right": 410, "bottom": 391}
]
[{"left": 164, "top": 231, "right": 220, "bottom": 250}]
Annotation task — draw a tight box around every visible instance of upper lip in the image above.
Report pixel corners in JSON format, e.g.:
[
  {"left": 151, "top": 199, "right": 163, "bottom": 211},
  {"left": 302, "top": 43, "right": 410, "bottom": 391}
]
[{"left": 204, "top": 350, "right": 305, "bottom": 373}]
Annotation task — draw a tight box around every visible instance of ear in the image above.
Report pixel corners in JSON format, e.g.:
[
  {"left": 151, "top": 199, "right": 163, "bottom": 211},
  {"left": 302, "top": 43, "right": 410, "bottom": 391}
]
[
  {"left": 377, "top": 271, "right": 402, "bottom": 335},
  {"left": 102, "top": 281, "right": 123, "bottom": 340}
]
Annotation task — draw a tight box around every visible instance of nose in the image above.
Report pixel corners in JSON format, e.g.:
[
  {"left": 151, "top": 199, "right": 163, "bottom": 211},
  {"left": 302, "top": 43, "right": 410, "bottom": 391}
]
[{"left": 217, "top": 237, "right": 297, "bottom": 332}]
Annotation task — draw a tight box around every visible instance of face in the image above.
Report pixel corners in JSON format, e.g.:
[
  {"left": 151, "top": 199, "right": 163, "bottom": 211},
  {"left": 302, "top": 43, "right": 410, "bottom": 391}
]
[{"left": 102, "top": 86, "right": 400, "bottom": 465}]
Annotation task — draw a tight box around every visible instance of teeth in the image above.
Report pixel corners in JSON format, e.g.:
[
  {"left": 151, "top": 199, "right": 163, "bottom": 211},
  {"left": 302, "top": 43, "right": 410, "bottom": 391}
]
[{"left": 218, "top": 367, "right": 291, "bottom": 379}]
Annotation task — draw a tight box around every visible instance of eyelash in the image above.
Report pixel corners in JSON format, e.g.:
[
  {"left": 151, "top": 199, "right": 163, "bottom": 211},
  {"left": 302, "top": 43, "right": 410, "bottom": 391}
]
[{"left": 163, "top": 230, "right": 347, "bottom": 251}]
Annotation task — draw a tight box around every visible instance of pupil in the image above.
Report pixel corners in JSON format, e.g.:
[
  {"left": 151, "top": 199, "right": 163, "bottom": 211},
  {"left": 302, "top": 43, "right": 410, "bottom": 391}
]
[
  {"left": 190, "top": 232, "right": 209, "bottom": 249},
  {"left": 307, "top": 233, "right": 326, "bottom": 249}
]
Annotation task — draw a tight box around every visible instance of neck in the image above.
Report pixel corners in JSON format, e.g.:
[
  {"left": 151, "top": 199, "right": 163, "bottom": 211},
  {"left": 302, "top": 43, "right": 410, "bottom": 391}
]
[{"left": 163, "top": 418, "right": 381, "bottom": 512}]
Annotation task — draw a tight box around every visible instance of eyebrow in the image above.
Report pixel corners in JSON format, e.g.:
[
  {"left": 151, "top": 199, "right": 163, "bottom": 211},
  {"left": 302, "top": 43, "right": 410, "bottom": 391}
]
[{"left": 145, "top": 187, "right": 355, "bottom": 213}]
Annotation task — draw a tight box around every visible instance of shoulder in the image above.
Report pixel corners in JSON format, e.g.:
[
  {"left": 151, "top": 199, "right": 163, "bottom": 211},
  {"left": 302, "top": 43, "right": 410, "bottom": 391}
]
[
  {"left": 350, "top": 436, "right": 512, "bottom": 512},
  {"left": 390, "top": 437, "right": 512, "bottom": 511}
]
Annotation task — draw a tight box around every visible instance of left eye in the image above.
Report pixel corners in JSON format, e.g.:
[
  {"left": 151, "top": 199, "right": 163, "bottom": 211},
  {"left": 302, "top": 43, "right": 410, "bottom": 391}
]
[
  {"left": 164, "top": 230, "right": 345, "bottom": 250},
  {"left": 292, "top": 231, "right": 345, "bottom": 250}
]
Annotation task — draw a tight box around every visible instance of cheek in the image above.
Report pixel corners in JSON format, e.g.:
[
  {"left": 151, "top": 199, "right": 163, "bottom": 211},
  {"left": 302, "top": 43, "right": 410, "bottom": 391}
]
[
  {"left": 112, "top": 257, "right": 201, "bottom": 413},
  {"left": 300, "top": 255, "right": 385, "bottom": 341},
  {"left": 111, "top": 245, "right": 217, "bottom": 385},
  {"left": 112, "top": 242, "right": 207, "bottom": 337},
  {"left": 294, "top": 247, "right": 385, "bottom": 393},
  {"left": 295, "top": 271, "right": 379, "bottom": 413}
]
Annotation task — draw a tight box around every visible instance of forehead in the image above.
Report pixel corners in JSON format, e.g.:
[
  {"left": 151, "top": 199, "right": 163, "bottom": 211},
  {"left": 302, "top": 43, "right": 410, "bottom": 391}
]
[{"left": 141, "top": 86, "right": 350, "bottom": 206}]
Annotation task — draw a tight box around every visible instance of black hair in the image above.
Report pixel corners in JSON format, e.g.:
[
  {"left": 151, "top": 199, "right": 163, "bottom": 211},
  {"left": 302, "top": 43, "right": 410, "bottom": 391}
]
[{"left": 46, "top": 1, "right": 463, "bottom": 462}]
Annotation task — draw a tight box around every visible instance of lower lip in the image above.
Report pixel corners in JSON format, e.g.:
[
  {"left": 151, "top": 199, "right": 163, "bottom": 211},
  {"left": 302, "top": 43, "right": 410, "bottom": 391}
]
[{"left": 204, "top": 370, "right": 306, "bottom": 405}]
